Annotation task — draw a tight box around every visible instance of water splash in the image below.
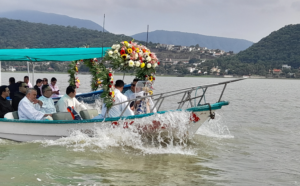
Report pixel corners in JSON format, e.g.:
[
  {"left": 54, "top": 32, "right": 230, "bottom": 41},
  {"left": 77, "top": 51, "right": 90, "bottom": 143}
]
[
  {"left": 196, "top": 113, "right": 234, "bottom": 139},
  {"left": 38, "top": 111, "right": 197, "bottom": 155}
]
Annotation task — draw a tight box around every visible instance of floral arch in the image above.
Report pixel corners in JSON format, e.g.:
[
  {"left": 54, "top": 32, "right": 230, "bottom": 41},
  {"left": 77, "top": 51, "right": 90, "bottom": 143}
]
[{"left": 68, "top": 40, "right": 160, "bottom": 109}]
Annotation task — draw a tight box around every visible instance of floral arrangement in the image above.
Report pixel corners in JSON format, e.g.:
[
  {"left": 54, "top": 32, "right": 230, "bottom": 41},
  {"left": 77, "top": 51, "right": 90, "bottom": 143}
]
[
  {"left": 68, "top": 58, "right": 116, "bottom": 109},
  {"left": 103, "top": 40, "right": 160, "bottom": 81},
  {"left": 98, "top": 68, "right": 115, "bottom": 109},
  {"left": 68, "top": 60, "right": 80, "bottom": 88}
]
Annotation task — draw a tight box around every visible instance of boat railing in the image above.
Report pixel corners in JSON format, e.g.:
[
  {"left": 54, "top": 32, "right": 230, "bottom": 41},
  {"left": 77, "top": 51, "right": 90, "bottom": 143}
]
[{"left": 105, "top": 78, "right": 244, "bottom": 118}]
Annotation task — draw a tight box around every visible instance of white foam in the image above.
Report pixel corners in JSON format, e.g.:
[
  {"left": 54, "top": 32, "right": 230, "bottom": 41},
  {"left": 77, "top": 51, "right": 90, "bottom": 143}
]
[
  {"left": 196, "top": 113, "right": 234, "bottom": 139},
  {"left": 38, "top": 111, "right": 197, "bottom": 155}
]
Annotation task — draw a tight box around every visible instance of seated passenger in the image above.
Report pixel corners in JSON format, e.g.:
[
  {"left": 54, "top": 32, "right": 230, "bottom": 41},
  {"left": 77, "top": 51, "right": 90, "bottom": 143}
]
[
  {"left": 34, "top": 79, "right": 43, "bottom": 97},
  {"left": 94, "top": 80, "right": 134, "bottom": 119},
  {"left": 124, "top": 79, "right": 156, "bottom": 114},
  {"left": 42, "top": 78, "right": 49, "bottom": 86},
  {"left": 38, "top": 85, "right": 56, "bottom": 114},
  {"left": 49, "top": 77, "right": 59, "bottom": 97},
  {"left": 12, "top": 82, "right": 28, "bottom": 111},
  {"left": 18, "top": 88, "right": 52, "bottom": 120},
  {"left": 124, "top": 78, "right": 139, "bottom": 99},
  {"left": 56, "top": 86, "right": 87, "bottom": 113},
  {"left": 0, "top": 86, "right": 14, "bottom": 118},
  {"left": 24, "top": 76, "right": 33, "bottom": 88},
  {"left": 8, "top": 77, "right": 19, "bottom": 99}
]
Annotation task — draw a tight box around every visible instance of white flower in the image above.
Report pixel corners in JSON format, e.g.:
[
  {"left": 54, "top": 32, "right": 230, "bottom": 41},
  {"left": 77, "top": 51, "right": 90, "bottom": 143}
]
[
  {"left": 114, "top": 50, "right": 118, "bottom": 54},
  {"left": 153, "top": 63, "right": 157, "bottom": 68},
  {"left": 109, "top": 88, "right": 112, "bottom": 92},
  {"left": 108, "top": 50, "right": 113, "bottom": 56},
  {"left": 121, "top": 63, "right": 124, "bottom": 66},
  {"left": 147, "top": 63, "right": 151, "bottom": 68},
  {"left": 146, "top": 56, "right": 151, "bottom": 62},
  {"left": 127, "top": 55, "right": 130, "bottom": 59},
  {"left": 111, "top": 44, "right": 120, "bottom": 50},
  {"left": 129, "top": 60, "right": 134, "bottom": 67},
  {"left": 128, "top": 44, "right": 132, "bottom": 48},
  {"left": 135, "top": 61, "right": 140, "bottom": 67},
  {"left": 135, "top": 53, "right": 138, "bottom": 59}
]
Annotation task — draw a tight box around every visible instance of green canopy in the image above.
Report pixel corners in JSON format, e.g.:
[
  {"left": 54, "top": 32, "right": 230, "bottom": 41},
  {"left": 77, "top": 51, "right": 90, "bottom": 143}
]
[{"left": 0, "top": 47, "right": 111, "bottom": 62}]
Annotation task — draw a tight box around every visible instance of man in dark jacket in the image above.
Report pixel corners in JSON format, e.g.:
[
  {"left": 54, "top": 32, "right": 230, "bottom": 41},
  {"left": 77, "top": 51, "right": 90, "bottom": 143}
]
[
  {"left": 0, "top": 85, "right": 14, "bottom": 118},
  {"left": 8, "top": 77, "right": 19, "bottom": 99},
  {"left": 12, "top": 82, "right": 28, "bottom": 111}
]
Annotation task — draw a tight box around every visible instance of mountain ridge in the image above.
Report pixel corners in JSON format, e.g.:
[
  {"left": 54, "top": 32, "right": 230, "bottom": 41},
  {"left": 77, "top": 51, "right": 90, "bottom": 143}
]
[
  {"left": 132, "top": 30, "right": 254, "bottom": 53},
  {"left": 0, "top": 10, "right": 106, "bottom": 32}
]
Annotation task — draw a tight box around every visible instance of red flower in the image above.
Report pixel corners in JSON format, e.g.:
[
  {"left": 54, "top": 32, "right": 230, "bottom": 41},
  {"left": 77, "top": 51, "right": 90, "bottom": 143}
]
[
  {"left": 120, "top": 49, "right": 125, "bottom": 55},
  {"left": 111, "top": 81, "right": 114, "bottom": 84},
  {"left": 132, "top": 46, "right": 135, "bottom": 51},
  {"left": 109, "top": 92, "right": 112, "bottom": 96},
  {"left": 90, "top": 59, "right": 93, "bottom": 62},
  {"left": 109, "top": 85, "right": 112, "bottom": 88},
  {"left": 108, "top": 73, "right": 112, "bottom": 77},
  {"left": 139, "top": 57, "right": 142, "bottom": 61},
  {"left": 129, "top": 41, "right": 132, "bottom": 44},
  {"left": 157, "top": 62, "right": 160, "bottom": 65},
  {"left": 153, "top": 77, "right": 156, "bottom": 80},
  {"left": 145, "top": 75, "right": 148, "bottom": 77}
]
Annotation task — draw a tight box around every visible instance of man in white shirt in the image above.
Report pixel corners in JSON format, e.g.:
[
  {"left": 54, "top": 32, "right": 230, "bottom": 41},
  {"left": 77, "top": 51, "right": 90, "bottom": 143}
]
[
  {"left": 56, "top": 86, "right": 87, "bottom": 113},
  {"left": 38, "top": 85, "right": 56, "bottom": 114},
  {"left": 24, "top": 76, "right": 33, "bottom": 88},
  {"left": 18, "top": 88, "right": 52, "bottom": 120},
  {"left": 49, "top": 77, "right": 59, "bottom": 97},
  {"left": 94, "top": 80, "right": 134, "bottom": 119}
]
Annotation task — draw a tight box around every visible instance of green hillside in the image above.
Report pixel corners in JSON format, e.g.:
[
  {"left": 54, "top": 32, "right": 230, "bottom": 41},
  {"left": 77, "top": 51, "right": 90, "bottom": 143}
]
[
  {"left": 0, "top": 18, "right": 137, "bottom": 49},
  {"left": 214, "top": 24, "right": 300, "bottom": 75}
]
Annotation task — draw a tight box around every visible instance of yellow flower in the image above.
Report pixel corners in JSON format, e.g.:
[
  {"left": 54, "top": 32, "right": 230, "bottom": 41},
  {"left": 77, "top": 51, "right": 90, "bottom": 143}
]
[
  {"left": 136, "top": 48, "right": 140, "bottom": 53},
  {"left": 121, "top": 54, "right": 127, "bottom": 59},
  {"left": 148, "top": 90, "right": 153, "bottom": 95},
  {"left": 75, "top": 66, "right": 78, "bottom": 72},
  {"left": 76, "top": 79, "right": 80, "bottom": 83},
  {"left": 124, "top": 41, "right": 129, "bottom": 47},
  {"left": 148, "top": 76, "right": 153, "bottom": 81},
  {"left": 111, "top": 91, "right": 115, "bottom": 98},
  {"left": 140, "top": 63, "right": 145, "bottom": 68},
  {"left": 111, "top": 77, "right": 114, "bottom": 81},
  {"left": 127, "top": 48, "right": 133, "bottom": 54}
]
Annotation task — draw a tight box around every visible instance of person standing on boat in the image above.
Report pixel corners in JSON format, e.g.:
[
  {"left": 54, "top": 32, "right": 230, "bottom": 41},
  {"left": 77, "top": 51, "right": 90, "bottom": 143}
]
[
  {"left": 24, "top": 76, "right": 33, "bottom": 88},
  {"left": 0, "top": 86, "right": 14, "bottom": 118},
  {"left": 18, "top": 88, "right": 52, "bottom": 120},
  {"left": 12, "top": 82, "right": 28, "bottom": 111},
  {"left": 38, "top": 85, "right": 56, "bottom": 114},
  {"left": 8, "top": 77, "right": 19, "bottom": 99},
  {"left": 94, "top": 80, "right": 134, "bottom": 119},
  {"left": 55, "top": 86, "right": 87, "bottom": 113},
  {"left": 34, "top": 79, "right": 43, "bottom": 98},
  {"left": 49, "top": 77, "right": 59, "bottom": 97}
]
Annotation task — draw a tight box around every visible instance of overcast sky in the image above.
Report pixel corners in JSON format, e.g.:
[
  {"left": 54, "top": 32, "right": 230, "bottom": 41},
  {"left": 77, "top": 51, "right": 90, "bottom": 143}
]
[{"left": 1, "top": 0, "right": 300, "bottom": 42}]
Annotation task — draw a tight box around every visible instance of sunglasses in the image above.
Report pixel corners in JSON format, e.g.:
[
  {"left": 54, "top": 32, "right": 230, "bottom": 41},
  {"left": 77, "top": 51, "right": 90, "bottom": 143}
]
[{"left": 131, "top": 84, "right": 136, "bottom": 87}]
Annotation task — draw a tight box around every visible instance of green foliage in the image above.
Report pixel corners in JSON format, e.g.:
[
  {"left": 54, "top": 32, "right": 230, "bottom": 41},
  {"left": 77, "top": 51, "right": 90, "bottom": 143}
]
[
  {"left": 0, "top": 18, "right": 133, "bottom": 49},
  {"left": 210, "top": 24, "right": 300, "bottom": 75}
]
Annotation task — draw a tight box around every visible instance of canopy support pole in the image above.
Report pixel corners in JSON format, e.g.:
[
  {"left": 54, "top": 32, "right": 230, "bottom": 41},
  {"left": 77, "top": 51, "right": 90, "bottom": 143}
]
[
  {"left": 27, "top": 61, "right": 30, "bottom": 78},
  {"left": 32, "top": 62, "right": 35, "bottom": 86},
  {"left": 0, "top": 61, "right": 2, "bottom": 86}
]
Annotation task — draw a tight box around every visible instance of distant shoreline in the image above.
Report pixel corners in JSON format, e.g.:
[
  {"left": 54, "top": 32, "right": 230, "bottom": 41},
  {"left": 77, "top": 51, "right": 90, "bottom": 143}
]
[{"left": 1, "top": 71, "right": 297, "bottom": 79}]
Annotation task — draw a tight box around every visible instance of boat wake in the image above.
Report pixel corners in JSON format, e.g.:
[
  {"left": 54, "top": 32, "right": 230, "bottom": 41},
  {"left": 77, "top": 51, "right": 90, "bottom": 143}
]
[
  {"left": 196, "top": 113, "right": 234, "bottom": 139},
  {"left": 35, "top": 111, "right": 197, "bottom": 155}
]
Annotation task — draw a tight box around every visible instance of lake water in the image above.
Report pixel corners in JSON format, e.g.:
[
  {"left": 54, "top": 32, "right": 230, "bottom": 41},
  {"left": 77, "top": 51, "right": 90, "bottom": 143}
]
[{"left": 0, "top": 72, "right": 299, "bottom": 186}]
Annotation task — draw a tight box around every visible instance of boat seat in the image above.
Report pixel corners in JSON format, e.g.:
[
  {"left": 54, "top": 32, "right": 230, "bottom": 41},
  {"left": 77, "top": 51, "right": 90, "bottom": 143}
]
[
  {"left": 52, "top": 112, "right": 74, "bottom": 120},
  {"left": 12, "top": 111, "right": 19, "bottom": 119},
  {"left": 80, "top": 109, "right": 99, "bottom": 120}
]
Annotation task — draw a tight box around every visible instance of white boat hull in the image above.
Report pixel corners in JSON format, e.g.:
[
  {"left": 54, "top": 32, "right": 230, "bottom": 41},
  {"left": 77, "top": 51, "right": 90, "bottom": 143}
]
[{"left": 0, "top": 110, "right": 215, "bottom": 142}]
